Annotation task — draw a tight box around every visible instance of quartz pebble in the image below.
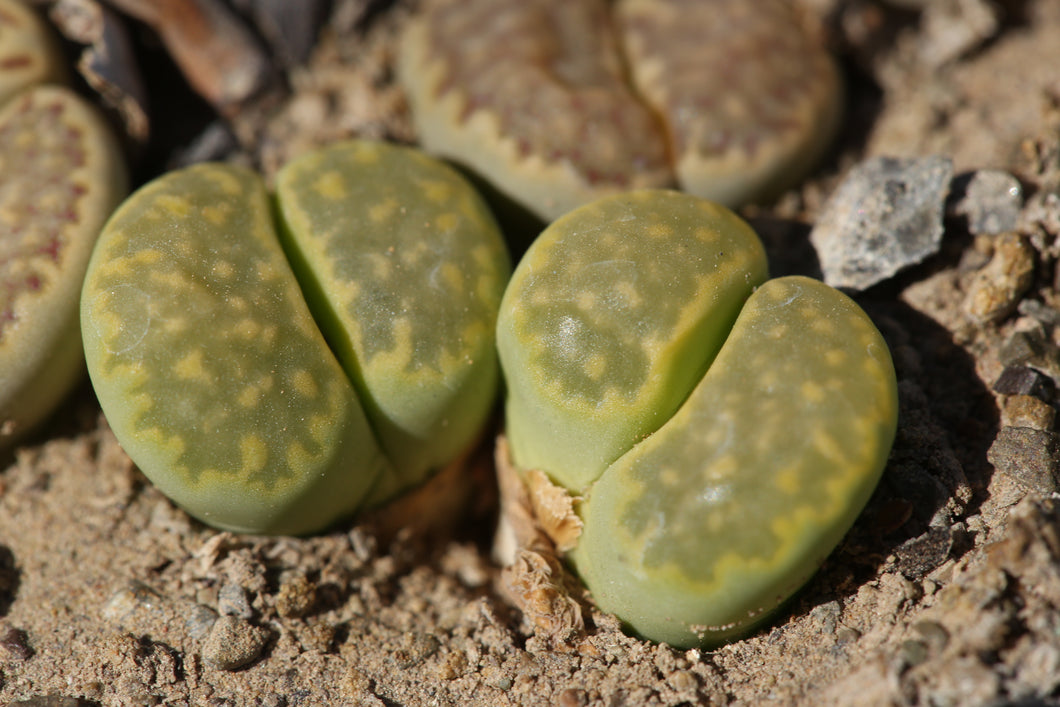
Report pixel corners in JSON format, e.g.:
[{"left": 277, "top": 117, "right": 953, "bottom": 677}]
[
  {"left": 999, "top": 328, "right": 1051, "bottom": 368},
  {"left": 1017, "top": 300, "right": 1060, "bottom": 328},
  {"left": 184, "top": 603, "right": 219, "bottom": 640},
  {"left": 953, "top": 169, "right": 1023, "bottom": 236},
  {"left": 810, "top": 156, "right": 953, "bottom": 290},
  {"left": 101, "top": 580, "right": 163, "bottom": 625}
]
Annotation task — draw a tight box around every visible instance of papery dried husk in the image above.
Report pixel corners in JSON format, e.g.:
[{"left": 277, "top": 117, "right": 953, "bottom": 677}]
[{"left": 493, "top": 434, "right": 586, "bottom": 645}]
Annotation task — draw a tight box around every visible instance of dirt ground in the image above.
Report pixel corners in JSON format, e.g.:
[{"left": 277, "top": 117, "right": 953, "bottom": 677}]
[{"left": 4, "top": 0, "right": 1060, "bottom": 705}]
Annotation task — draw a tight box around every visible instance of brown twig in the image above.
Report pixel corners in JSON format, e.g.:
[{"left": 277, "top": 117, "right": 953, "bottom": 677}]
[{"left": 102, "top": 0, "right": 272, "bottom": 113}]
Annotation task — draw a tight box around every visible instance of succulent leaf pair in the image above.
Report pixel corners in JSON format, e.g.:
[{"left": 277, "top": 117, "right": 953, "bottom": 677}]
[
  {"left": 400, "top": 0, "right": 841, "bottom": 222},
  {"left": 81, "top": 141, "right": 510, "bottom": 534},
  {"left": 497, "top": 190, "right": 898, "bottom": 647}
]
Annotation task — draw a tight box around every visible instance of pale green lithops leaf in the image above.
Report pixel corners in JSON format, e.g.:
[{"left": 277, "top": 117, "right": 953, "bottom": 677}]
[
  {"left": 497, "top": 190, "right": 768, "bottom": 491},
  {"left": 0, "top": 85, "right": 127, "bottom": 444},
  {"left": 274, "top": 140, "right": 510, "bottom": 503},
  {"left": 81, "top": 163, "right": 391, "bottom": 535},
  {"left": 572, "top": 276, "right": 898, "bottom": 647},
  {"left": 498, "top": 191, "right": 898, "bottom": 647},
  {"left": 0, "top": 0, "right": 66, "bottom": 105}
]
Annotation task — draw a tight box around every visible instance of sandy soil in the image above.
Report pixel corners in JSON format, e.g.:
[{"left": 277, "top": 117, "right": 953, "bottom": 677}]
[{"left": 4, "top": 1, "right": 1060, "bottom": 705}]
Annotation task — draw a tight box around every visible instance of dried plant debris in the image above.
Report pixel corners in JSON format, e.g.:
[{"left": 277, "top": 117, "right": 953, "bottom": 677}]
[
  {"left": 102, "top": 0, "right": 273, "bottom": 113},
  {"left": 493, "top": 437, "right": 586, "bottom": 647},
  {"left": 47, "top": 0, "right": 149, "bottom": 142}
]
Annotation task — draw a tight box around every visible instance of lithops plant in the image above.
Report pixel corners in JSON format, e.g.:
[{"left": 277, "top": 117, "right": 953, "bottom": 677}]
[
  {"left": 81, "top": 140, "right": 510, "bottom": 535},
  {"left": 0, "top": 1, "right": 127, "bottom": 445},
  {"left": 400, "top": 0, "right": 841, "bottom": 222},
  {"left": 0, "top": 0, "right": 66, "bottom": 104},
  {"left": 497, "top": 190, "right": 898, "bottom": 647}
]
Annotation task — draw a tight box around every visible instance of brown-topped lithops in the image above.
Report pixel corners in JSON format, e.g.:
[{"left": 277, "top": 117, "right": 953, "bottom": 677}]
[
  {"left": 0, "top": 0, "right": 127, "bottom": 445},
  {"left": 81, "top": 140, "right": 510, "bottom": 534},
  {"left": 497, "top": 190, "right": 897, "bottom": 647},
  {"left": 0, "top": 0, "right": 66, "bottom": 104},
  {"left": 400, "top": 0, "right": 841, "bottom": 222}
]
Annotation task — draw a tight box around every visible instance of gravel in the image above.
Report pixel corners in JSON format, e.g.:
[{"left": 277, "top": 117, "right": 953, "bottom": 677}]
[{"left": 810, "top": 155, "right": 953, "bottom": 290}]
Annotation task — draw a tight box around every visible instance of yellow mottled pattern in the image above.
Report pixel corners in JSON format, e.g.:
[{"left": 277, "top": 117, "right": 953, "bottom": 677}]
[
  {"left": 174, "top": 350, "right": 209, "bottom": 381},
  {"left": 240, "top": 434, "right": 268, "bottom": 474},
  {"left": 435, "top": 212, "right": 459, "bottom": 232},
  {"left": 369, "top": 197, "right": 400, "bottom": 224},
  {"left": 421, "top": 179, "right": 453, "bottom": 204},
  {"left": 498, "top": 190, "right": 768, "bottom": 490},
  {"left": 583, "top": 353, "right": 608, "bottom": 381},
  {"left": 291, "top": 369, "right": 318, "bottom": 398},
  {"left": 313, "top": 170, "right": 347, "bottom": 200},
  {"left": 81, "top": 162, "right": 374, "bottom": 507},
  {"left": 155, "top": 194, "right": 192, "bottom": 218},
  {"left": 273, "top": 139, "right": 510, "bottom": 496},
  {"left": 574, "top": 275, "right": 898, "bottom": 647},
  {"left": 212, "top": 260, "right": 235, "bottom": 278},
  {"left": 201, "top": 204, "right": 232, "bottom": 226}
]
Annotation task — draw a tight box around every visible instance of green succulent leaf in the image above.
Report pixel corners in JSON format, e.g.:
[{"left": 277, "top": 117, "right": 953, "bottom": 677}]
[
  {"left": 497, "top": 190, "right": 768, "bottom": 491},
  {"left": 274, "top": 140, "right": 511, "bottom": 503},
  {"left": 572, "top": 275, "right": 898, "bottom": 647},
  {"left": 81, "top": 163, "right": 390, "bottom": 535}
]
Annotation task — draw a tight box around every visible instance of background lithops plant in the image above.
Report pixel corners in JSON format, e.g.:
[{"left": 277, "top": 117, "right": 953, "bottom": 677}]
[
  {"left": 497, "top": 190, "right": 898, "bottom": 648},
  {"left": 80, "top": 140, "right": 510, "bottom": 535},
  {"left": 0, "top": 0, "right": 66, "bottom": 104},
  {"left": 0, "top": 0, "right": 127, "bottom": 446},
  {"left": 399, "top": 0, "right": 841, "bottom": 222}
]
